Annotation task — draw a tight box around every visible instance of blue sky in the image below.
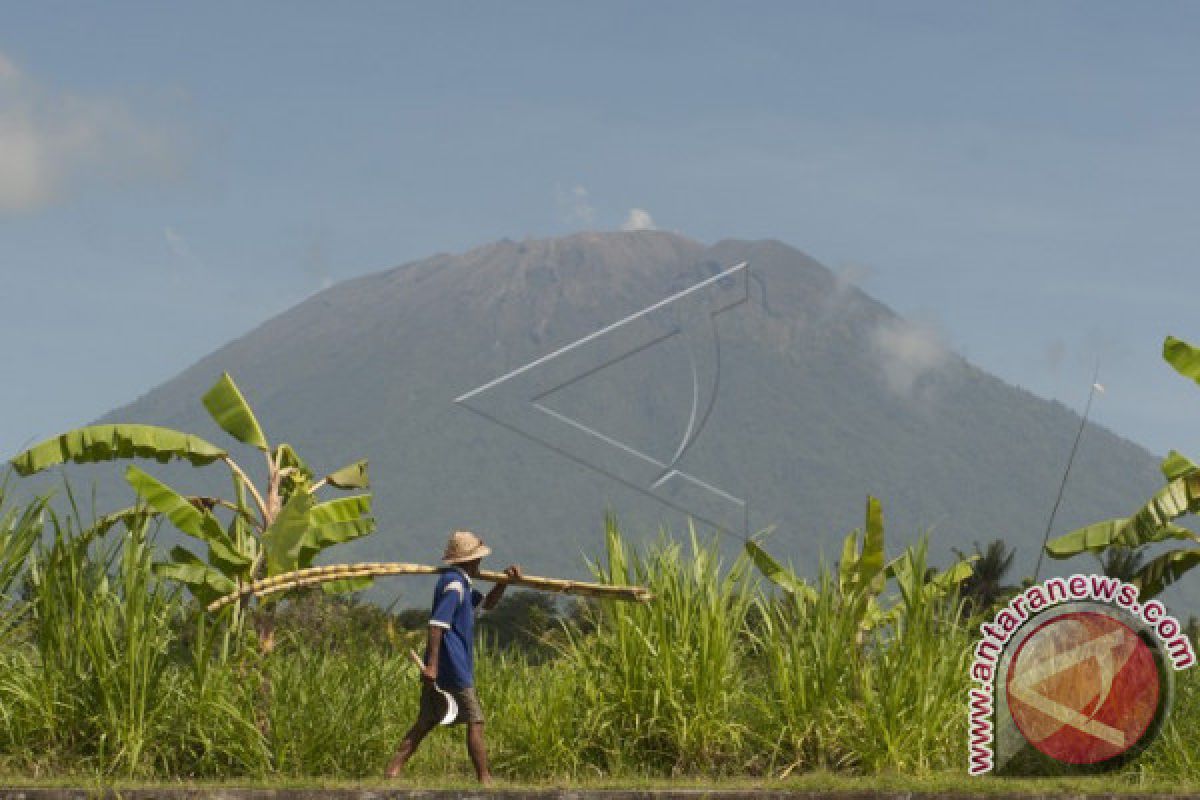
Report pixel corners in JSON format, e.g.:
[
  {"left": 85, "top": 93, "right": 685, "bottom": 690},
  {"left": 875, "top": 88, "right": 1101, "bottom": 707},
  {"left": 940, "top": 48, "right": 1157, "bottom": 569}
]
[{"left": 2, "top": 1, "right": 1199, "bottom": 460}]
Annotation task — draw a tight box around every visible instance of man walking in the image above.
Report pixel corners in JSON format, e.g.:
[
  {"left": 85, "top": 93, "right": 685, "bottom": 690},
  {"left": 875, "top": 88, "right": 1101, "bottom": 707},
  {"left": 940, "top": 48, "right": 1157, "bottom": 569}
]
[{"left": 386, "top": 530, "right": 521, "bottom": 785}]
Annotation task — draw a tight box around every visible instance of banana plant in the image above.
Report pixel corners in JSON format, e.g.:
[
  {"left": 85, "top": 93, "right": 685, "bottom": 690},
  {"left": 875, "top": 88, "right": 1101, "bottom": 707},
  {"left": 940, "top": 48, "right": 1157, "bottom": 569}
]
[
  {"left": 746, "top": 495, "right": 975, "bottom": 635},
  {"left": 1044, "top": 336, "right": 1200, "bottom": 600},
  {"left": 9, "top": 372, "right": 375, "bottom": 651}
]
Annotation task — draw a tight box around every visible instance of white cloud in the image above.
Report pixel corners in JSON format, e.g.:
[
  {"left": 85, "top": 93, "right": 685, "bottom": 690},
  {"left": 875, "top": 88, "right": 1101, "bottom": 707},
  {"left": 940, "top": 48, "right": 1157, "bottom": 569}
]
[
  {"left": 556, "top": 184, "right": 596, "bottom": 228},
  {"left": 621, "top": 208, "right": 656, "bottom": 231},
  {"left": 871, "top": 316, "right": 951, "bottom": 397},
  {"left": 0, "top": 50, "right": 178, "bottom": 214}
]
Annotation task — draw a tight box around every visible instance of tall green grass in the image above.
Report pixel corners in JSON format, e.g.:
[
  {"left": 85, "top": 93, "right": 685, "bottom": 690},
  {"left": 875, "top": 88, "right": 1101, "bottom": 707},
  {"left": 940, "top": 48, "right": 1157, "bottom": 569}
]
[
  {"left": 0, "top": 482, "right": 45, "bottom": 645},
  {"left": 0, "top": 493, "right": 1195, "bottom": 782},
  {"left": 566, "top": 517, "right": 758, "bottom": 775}
]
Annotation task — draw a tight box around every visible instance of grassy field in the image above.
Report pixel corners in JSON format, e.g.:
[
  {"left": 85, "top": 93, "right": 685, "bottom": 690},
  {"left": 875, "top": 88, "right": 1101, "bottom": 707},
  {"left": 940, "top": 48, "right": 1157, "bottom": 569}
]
[
  {"left": 2, "top": 773, "right": 1200, "bottom": 795},
  {"left": 0, "top": 489, "right": 1197, "bottom": 785}
]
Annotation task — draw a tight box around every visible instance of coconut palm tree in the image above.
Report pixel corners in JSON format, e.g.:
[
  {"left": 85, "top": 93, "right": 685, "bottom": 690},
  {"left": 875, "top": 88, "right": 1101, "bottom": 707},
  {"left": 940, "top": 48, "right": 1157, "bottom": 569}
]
[
  {"left": 1098, "top": 546, "right": 1145, "bottom": 583},
  {"left": 956, "top": 539, "right": 1017, "bottom": 616}
]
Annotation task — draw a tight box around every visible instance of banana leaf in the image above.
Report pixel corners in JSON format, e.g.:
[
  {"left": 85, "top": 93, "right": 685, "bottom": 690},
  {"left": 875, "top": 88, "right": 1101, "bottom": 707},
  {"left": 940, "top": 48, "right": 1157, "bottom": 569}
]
[
  {"left": 291, "top": 491, "right": 374, "bottom": 592},
  {"left": 838, "top": 529, "right": 860, "bottom": 596},
  {"left": 1162, "top": 450, "right": 1199, "bottom": 482},
  {"left": 324, "top": 459, "right": 370, "bottom": 490},
  {"left": 1133, "top": 547, "right": 1200, "bottom": 600},
  {"left": 1047, "top": 517, "right": 1197, "bottom": 558},
  {"left": 931, "top": 557, "right": 976, "bottom": 593},
  {"left": 848, "top": 496, "right": 886, "bottom": 595},
  {"left": 125, "top": 466, "right": 249, "bottom": 570},
  {"left": 1164, "top": 336, "right": 1200, "bottom": 386},
  {"left": 154, "top": 547, "right": 238, "bottom": 605},
  {"left": 885, "top": 547, "right": 974, "bottom": 610},
  {"left": 202, "top": 373, "right": 268, "bottom": 450},
  {"left": 275, "top": 443, "right": 313, "bottom": 479},
  {"left": 309, "top": 494, "right": 371, "bottom": 525},
  {"left": 744, "top": 540, "right": 817, "bottom": 603},
  {"left": 1118, "top": 474, "right": 1200, "bottom": 546},
  {"left": 10, "top": 424, "right": 226, "bottom": 476},
  {"left": 298, "top": 495, "right": 375, "bottom": 567},
  {"left": 263, "top": 491, "right": 314, "bottom": 576}
]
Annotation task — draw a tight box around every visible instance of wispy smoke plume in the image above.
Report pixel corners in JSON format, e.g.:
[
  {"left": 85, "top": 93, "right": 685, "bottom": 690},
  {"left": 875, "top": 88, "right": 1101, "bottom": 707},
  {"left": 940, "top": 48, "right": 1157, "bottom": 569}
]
[
  {"left": 871, "top": 316, "right": 951, "bottom": 397},
  {"left": 621, "top": 208, "right": 657, "bottom": 231}
]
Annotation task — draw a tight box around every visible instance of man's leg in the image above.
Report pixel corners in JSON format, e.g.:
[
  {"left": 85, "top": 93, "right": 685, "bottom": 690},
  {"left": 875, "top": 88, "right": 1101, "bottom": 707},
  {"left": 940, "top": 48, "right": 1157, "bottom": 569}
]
[
  {"left": 389, "top": 683, "right": 445, "bottom": 778},
  {"left": 386, "top": 718, "right": 434, "bottom": 778},
  {"left": 465, "top": 721, "right": 492, "bottom": 785}
]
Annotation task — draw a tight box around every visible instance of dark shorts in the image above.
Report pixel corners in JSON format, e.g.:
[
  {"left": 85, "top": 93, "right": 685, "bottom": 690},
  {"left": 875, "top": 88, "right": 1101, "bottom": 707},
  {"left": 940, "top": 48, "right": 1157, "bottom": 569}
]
[{"left": 416, "top": 682, "right": 485, "bottom": 727}]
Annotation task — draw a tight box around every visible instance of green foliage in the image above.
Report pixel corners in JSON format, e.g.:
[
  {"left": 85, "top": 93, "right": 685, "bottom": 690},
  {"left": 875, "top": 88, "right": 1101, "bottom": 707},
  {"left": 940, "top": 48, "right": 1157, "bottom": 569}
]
[
  {"left": 0, "top": 497, "right": 42, "bottom": 587},
  {"left": 263, "top": 492, "right": 316, "bottom": 577},
  {"left": 7, "top": 372, "right": 375, "bottom": 625},
  {"left": 1, "top": 503, "right": 1195, "bottom": 782},
  {"left": 956, "top": 539, "right": 1018, "bottom": 616},
  {"left": 747, "top": 495, "right": 975, "bottom": 635},
  {"left": 566, "top": 516, "right": 758, "bottom": 773},
  {"left": 744, "top": 539, "right": 816, "bottom": 602},
  {"left": 1134, "top": 549, "right": 1200, "bottom": 599},
  {"left": 1046, "top": 335, "right": 1200, "bottom": 598},
  {"left": 266, "top": 648, "right": 407, "bottom": 775},
  {"left": 0, "top": 486, "right": 46, "bottom": 642},
  {"left": 10, "top": 424, "right": 226, "bottom": 476},
  {"left": 1164, "top": 335, "right": 1200, "bottom": 386},
  {"left": 477, "top": 590, "right": 560, "bottom": 658},
  {"left": 848, "top": 539, "right": 974, "bottom": 773},
  {"left": 272, "top": 590, "right": 408, "bottom": 655},
  {"left": 1098, "top": 545, "right": 1145, "bottom": 583},
  {"left": 752, "top": 570, "right": 864, "bottom": 772},
  {"left": 323, "top": 460, "right": 370, "bottom": 490},
  {"left": 202, "top": 373, "right": 269, "bottom": 451},
  {"left": 6, "top": 509, "right": 181, "bottom": 775}
]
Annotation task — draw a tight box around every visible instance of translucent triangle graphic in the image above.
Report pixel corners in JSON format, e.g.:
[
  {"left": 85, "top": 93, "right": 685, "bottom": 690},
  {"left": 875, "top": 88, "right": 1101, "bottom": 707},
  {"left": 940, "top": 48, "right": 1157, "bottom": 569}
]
[{"left": 455, "top": 261, "right": 750, "bottom": 537}]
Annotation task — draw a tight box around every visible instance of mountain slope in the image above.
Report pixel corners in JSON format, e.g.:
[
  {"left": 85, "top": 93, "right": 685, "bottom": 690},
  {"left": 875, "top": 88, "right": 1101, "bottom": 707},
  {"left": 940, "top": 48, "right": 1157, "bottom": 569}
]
[{"left": 76, "top": 231, "right": 1169, "bottom": 605}]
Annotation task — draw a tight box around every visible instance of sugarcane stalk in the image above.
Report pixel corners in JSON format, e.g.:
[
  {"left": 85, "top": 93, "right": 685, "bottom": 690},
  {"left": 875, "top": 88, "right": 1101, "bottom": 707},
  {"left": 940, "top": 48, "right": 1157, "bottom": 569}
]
[{"left": 205, "top": 561, "right": 652, "bottom": 613}]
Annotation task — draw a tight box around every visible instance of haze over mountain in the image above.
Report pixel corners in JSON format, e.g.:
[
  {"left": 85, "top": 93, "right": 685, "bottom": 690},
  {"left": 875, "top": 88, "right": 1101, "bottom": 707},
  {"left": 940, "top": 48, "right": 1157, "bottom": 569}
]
[{"left": 63, "top": 231, "right": 1174, "bottom": 606}]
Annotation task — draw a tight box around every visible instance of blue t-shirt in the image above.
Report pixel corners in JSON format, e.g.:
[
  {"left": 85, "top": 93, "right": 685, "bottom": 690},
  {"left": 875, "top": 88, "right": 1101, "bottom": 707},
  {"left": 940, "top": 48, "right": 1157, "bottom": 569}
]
[{"left": 427, "top": 567, "right": 484, "bottom": 690}]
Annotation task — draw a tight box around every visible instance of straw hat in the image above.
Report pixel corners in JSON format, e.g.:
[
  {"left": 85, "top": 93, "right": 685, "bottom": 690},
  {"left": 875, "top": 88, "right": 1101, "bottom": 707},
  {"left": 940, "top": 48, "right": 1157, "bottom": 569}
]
[{"left": 442, "top": 530, "right": 491, "bottom": 564}]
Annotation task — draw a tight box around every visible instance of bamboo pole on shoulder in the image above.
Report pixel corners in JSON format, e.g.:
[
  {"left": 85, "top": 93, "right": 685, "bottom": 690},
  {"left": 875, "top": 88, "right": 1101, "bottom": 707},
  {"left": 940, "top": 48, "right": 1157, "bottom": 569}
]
[{"left": 205, "top": 561, "right": 652, "bottom": 613}]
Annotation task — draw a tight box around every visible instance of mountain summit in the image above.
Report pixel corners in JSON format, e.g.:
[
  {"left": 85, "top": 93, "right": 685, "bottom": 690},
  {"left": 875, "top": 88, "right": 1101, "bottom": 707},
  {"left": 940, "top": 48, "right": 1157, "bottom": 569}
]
[{"left": 97, "top": 231, "right": 1160, "bottom": 588}]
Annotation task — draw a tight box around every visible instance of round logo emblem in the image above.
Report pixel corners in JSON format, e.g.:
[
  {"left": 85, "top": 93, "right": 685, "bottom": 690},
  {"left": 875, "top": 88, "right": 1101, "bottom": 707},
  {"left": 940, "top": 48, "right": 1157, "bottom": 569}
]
[{"left": 1005, "top": 611, "right": 1160, "bottom": 765}]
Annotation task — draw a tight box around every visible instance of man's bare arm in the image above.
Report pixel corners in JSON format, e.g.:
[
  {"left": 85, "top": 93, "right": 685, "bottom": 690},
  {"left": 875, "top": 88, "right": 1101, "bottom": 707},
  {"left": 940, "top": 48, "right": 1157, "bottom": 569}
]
[
  {"left": 482, "top": 564, "right": 522, "bottom": 610},
  {"left": 421, "top": 625, "right": 444, "bottom": 683}
]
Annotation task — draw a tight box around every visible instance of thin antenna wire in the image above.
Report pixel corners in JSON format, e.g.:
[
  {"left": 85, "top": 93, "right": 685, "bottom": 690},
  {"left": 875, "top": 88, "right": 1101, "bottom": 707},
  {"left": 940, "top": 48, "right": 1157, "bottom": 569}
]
[{"left": 1033, "top": 361, "right": 1102, "bottom": 582}]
